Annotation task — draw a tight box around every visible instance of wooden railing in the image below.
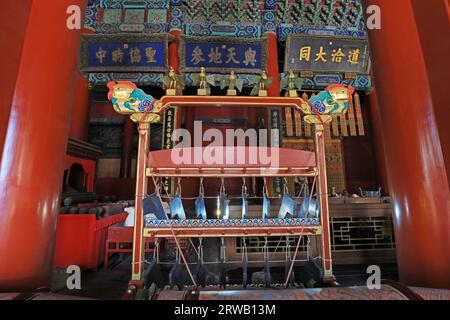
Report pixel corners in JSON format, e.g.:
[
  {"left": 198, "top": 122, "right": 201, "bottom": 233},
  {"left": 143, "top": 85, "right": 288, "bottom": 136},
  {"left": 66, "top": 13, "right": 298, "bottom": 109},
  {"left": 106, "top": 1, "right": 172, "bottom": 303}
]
[{"left": 225, "top": 199, "right": 396, "bottom": 266}]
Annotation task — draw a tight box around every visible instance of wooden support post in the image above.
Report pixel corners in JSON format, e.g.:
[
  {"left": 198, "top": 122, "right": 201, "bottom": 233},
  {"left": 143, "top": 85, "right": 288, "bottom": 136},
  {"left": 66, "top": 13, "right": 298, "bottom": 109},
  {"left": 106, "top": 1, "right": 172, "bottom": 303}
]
[
  {"left": 130, "top": 116, "right": 151, "bottom": 286},
  {"left": 305, "top": 115, "right": 335, "bottom": 284}
]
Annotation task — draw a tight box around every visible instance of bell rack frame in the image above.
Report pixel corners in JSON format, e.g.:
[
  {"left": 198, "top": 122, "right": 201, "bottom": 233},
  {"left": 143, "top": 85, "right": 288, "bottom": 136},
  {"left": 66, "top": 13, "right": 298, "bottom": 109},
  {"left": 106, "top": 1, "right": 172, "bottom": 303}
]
[{"left": 107, "top": 84, "right": 355, "bottom": 289}]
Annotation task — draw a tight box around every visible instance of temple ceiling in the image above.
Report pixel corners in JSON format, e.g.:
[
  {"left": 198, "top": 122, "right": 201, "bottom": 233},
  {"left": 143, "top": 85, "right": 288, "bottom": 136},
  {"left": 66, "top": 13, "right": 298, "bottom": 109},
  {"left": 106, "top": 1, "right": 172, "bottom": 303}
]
[{"left": 85, "top": 0, "right": 366, "bottom": 38}]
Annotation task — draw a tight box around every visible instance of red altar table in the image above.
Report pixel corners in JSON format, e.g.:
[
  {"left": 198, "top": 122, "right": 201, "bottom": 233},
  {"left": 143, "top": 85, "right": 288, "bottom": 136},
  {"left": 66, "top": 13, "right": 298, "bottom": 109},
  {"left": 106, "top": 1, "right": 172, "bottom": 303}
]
[{"left": 53, "top": 213, "right": 127, "bottom": 270}]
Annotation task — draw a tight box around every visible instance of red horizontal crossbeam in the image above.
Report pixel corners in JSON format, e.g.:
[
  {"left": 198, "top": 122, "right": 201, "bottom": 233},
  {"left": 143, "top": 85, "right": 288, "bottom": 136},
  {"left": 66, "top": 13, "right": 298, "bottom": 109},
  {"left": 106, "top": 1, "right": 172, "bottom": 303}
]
[
  {"left": 143, "top": 226, "right": 322, "bottom": 238},
  {"left": 157, "top": 95, "right": 308, "bottom": 114}
]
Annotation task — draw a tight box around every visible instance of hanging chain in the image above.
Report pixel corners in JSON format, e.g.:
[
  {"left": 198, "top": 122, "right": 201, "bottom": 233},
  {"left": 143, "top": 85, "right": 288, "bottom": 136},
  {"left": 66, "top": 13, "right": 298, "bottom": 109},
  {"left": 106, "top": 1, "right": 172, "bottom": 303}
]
[
  {"left": 199, "top": 177, "right": 204, "bottom": 196},
  {"left": 242, "top": 177, "right": 247, "bottom": 197},
  {"left": 220, "top": 237, "right": 226, "bottom": 262},
  {"left": 283, "top": 177, "right": 289, "bottom": 195},
  {"left": 176, "top": 177, "right": 182, "bottom": 196},
  {"left": 152, "top": 238, "right": 158, "bottom": 263},
  {"left": 220, "top": 178, "right": 226, "bottom": 195},
  {"left": 263, "top": 178, "right": 268, "bottom": 197},
  {"left": 285, "top": 236, "right": 291, "bottom": 260},
  {"left": 306, "top": 235, "right": 312, "bottom": 260},
  {"left": 198, "top": 238, "right": 204, "bottom": 262},
  {"left": 241, "top": 238, "right": 248, "bottom": 261},
  {"left": 263, "top": 237, "right": 269, "bottom": 260}
]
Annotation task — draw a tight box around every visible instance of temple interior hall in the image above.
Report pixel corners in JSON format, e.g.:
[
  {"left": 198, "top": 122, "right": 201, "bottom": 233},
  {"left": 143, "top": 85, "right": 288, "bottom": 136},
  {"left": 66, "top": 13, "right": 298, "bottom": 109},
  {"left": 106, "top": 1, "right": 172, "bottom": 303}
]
[{"left": 0, "top": 0, "right": 449, "bottom": 301}]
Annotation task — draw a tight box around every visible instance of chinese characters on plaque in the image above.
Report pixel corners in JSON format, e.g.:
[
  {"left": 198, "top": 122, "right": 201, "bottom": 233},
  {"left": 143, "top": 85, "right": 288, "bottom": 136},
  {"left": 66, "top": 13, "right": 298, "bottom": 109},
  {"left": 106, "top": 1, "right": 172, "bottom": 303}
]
[
  {"left": 162, "top": 107, "right": 177, "bottom": 194},
  {"left": 180, "top": 36, "right": 267, "bottom": 73},
  {"left": 89, "top": 42, "right": 165, "bottom": 67},
  {"left": 163, "top": 108, "right": 176, "bottom": 150},
  {"left": 269, "top": 109, "right": 283, "bottom": 196},
  {"left": 285, "top": 35, "right": 370, "bottom": 74},
  {"left": 80, "top": 34, "right": 171, "bottom": 73}
]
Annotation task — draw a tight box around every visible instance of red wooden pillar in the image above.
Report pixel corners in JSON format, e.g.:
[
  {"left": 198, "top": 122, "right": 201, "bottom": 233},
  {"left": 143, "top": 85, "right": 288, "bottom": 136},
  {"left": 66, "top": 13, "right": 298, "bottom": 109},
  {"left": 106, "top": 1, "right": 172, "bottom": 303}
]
[
  {"left": 167, "top": 28, "right": 183, "bottom": 193},
  {"left": 265, "top": 32, "right": 279, "bottom": 196},
  {"left": 120, "top": 118, "right": 135, "bottom": 178},
  {"left": 69, "top": 72, "right": 91, "bottom": 141},
  {"left": 313, "top": 121, "right": 335, "bottom": 283},
  {"left": 169, "top": 29, "right": 182, "bottom": 126},
  {"left": 365, "top": 0, "right": 450, "bottom": 288},
  {"left": 0, "top": 0, "right": 87, "bottom": 291},
  {"left": 0, "top": 1, "right": 33, "bottom": 162},
  {"left": 411, "top": 0, "right": 450, "bottom": 186},
  {"left": 169, "top": 29, "right": 181, "bottom": 73},
  {"left": 130, "top": 121, "right": 150, "bottom": 286},
  {"left": 266, "top": 32, "right": 279, "bottom": 97},
  {"left": 367, "top": 86, "right": 389, "bottom": 195}
]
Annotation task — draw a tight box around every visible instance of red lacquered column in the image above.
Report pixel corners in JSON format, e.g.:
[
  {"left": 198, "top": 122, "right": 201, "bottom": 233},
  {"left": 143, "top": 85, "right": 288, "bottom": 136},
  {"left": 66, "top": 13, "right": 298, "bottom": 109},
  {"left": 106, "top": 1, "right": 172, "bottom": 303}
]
[
  {"left": 266, "top": 32, "right": 279, "bottom": 97},
  {"left": 309, "top": 118, "right": 335, "bottom": 283},
  {"left": 365, "top": 0, "right": 450, "bottom": 288},
  {"left": 130, "top": 121, "right": 150, "bottom": 286},
  {"left": 69, "top": 72, "right": 91, "bottom": 141},
  {"left": 168, "top": 28, "right": 182, "bottom": 127},
  {"left": 168, "top": 28, "right": 183, "bottom": 193},
  {"left": 367, "top": 86, "right": 389, "bottom": 195},
  {"left": 0, "top": 1, "right": 33, "bottom": 161},
  {"left": 411, "top": 0, "right": 450, "bottom": 186},
  {"left": 0, "top": 0, "right": 87, "bottom": 291},
  {"left": 265, "top": 32, "right": 279, "bottom": 196},
  {"left": 120, "top": 118, "right": 135, "bottom": 178},
  {"left": 169, "top": 29, "right": 181, "bottom": 73}
]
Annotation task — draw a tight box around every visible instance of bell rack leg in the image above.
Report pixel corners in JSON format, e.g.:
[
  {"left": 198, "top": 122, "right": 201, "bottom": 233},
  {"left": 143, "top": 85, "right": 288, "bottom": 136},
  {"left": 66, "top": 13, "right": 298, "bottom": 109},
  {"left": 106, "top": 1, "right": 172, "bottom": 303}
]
[
  {"left": 312, "top": 121, "right": 336, "bottom": 285},
  {"left": 129, "top": 117, "right": 151, "bottom": 288}
]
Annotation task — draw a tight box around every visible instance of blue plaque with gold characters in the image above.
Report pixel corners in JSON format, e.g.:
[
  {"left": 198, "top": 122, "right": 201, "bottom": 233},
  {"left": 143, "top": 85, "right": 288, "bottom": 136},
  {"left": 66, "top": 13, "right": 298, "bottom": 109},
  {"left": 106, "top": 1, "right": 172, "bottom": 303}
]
[
  {"left": 179, "top": 36, "right": 267, "bottom": 74},
  {"left": 80, "top": 34, "right": 172, "bottom": 73},
  {"left": 285, "top": 35, "right": 370, "bottom": 74}
]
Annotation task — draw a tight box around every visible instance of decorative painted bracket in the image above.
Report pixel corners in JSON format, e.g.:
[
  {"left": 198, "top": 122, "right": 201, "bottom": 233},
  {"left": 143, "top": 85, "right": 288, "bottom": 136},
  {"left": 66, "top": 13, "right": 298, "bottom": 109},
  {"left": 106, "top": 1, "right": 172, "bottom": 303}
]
[
  {"left": 107, "top": 81, "right": 355, "bottom": 124},
  {"left": 107, "top": 81, "right": 160, "bottom": 116}
]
